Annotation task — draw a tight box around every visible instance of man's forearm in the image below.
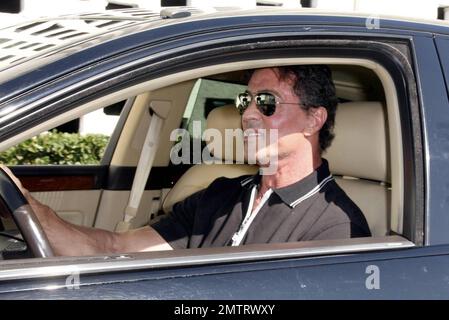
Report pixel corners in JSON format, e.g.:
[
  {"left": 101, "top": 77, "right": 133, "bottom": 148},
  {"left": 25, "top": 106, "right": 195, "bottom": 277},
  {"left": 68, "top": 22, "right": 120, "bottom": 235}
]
[
  {"left": 0, "top": 165, "right": 170, "bottom": 256},
  {"left": 29, "top": 196, "right": 118, "bottom": 256},
  {"left": 27, "top": 194, "right": 172, "bottom": 256}
]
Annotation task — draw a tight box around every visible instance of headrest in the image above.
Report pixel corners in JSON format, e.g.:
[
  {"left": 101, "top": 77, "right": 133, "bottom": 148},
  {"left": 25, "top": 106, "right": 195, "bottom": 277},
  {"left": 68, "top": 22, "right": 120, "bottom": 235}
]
[
  {"left": 325, "top": 101, "right": 390, "bottom": 182},
  {"left": 162, "top": 163, "right": 258, "bottom": 213},
  {"left": 205, "top": 104, "right": 243, "bottom": 162},
  {"left": 203, "top": 102, "right": 389, "bottom": 182}
]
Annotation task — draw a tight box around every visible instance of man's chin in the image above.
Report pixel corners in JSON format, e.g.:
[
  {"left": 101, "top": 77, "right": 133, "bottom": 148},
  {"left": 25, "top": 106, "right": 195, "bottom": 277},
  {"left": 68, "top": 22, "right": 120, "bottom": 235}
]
[
  {"left": 256, "top": 152, "right": 279, "bottom": 175},
  {"left": 244, "top": 147, "right": 278, "bottom": 166}
]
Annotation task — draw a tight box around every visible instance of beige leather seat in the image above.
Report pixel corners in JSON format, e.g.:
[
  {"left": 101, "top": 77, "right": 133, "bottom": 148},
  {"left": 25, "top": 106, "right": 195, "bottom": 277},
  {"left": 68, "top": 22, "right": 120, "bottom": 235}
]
[
  {"left": 162, "top": 105, "right": 258, "bottom": 214},
  {"left": 325, "top": 101, "right": 390, "bottom": 237},
  {"left": 163, "top": 102, "right": 390, "bottom": 237}
]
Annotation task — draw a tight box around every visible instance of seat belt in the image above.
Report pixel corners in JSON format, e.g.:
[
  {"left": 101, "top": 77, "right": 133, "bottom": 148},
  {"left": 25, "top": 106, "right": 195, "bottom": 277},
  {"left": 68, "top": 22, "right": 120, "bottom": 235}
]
[{"left": 115, "top": 100, "right": 171, "bottom": 232}]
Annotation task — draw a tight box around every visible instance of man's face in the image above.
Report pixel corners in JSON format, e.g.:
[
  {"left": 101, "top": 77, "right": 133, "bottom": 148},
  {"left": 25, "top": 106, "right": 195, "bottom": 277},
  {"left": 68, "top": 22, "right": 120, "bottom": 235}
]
[{"left": 241, "top": 68, "right": 315, "bottom": 165}]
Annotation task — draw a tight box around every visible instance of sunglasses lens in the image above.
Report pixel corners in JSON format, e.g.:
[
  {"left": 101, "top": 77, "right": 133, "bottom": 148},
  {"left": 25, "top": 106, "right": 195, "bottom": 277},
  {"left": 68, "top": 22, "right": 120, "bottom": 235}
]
[
  {"left": 236, "top": 92, "right": 277, "bottom": 116},
  {"left": 236, "top": 93, "right": 251, "bottom": 114},
  {"left": 256, "top": 93, "right": 276, "bottom": 116}
]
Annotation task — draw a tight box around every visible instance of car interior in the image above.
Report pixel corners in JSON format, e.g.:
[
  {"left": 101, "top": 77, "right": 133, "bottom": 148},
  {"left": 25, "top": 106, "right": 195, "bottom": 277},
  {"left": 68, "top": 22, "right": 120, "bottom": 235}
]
[{"left": 0, "top": 58, "right": 407, "bottom": 258}]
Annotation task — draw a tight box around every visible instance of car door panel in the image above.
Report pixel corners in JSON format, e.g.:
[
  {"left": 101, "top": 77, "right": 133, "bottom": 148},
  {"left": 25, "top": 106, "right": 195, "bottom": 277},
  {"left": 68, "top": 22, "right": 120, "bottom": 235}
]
[
  {"left": 0, "top": 10, "right": 445, "bottom": 299},
  {"left": 31, "top": 190, "right": 101, "bottom": 227},
  {"left": 413, "top": 35, "right": 449, "bottom": 245},
  {"left": 94, "top": 166, "right": 191, "bottom": 231},
  {"left": 7, "top": 165, "right": 107, "bottom": 228},
  {"left": 0, "top": 244, "right": 447, "bottom": 299},
  {"left": 434, "top": 35, "right": 449, "bottom": 97},
  {"left": 94, "top": 190, "right": 164, "bottom": 231}
]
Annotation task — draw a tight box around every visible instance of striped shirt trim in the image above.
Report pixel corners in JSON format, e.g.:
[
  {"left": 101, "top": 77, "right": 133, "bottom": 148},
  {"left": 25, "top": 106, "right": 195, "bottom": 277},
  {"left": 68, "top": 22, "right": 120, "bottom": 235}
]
[
  {"left": 290, "top": 175, "right": 334, "bottom": 208},
  {"left": 240, "top": 176, "right": 255, "bottom": 187}
]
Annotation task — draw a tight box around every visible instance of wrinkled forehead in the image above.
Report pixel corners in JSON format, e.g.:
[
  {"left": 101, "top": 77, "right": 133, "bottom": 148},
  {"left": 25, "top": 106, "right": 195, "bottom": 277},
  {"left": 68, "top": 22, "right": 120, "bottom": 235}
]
[
  {"left": 249, "top": 68, "right": 296, "bottom": 85},
  {"left": 248, "top": 67, "right": 297, "bottom": 97},
  {"left": 249, "top": 68, "right": 280, "bottom": 82}
]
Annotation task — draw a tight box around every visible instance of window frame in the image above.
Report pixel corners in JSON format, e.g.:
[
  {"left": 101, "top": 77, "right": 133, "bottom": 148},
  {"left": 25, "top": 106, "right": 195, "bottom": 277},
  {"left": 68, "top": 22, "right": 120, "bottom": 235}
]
[
  {"left": 0, "top": 34, "right": 424, "bottom": 277},
  {"left": 0, "top": 235, "right": 414, "bottom": 283}
]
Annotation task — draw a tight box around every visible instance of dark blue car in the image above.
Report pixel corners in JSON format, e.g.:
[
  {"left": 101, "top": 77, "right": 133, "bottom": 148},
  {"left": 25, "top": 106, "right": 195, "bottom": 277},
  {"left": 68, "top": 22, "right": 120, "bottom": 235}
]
[{"left": 0, "top": 6, "right": 448, "bottom": 300}]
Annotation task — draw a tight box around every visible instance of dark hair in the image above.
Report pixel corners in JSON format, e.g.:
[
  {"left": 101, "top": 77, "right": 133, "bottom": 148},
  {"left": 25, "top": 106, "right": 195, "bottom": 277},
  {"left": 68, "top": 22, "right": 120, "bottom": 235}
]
[
  {"left": 247, "top": 65, "right": 338, "bottom": 152},
  {"left": 278, "top": 65, "right": 338, "bottom": 152}
]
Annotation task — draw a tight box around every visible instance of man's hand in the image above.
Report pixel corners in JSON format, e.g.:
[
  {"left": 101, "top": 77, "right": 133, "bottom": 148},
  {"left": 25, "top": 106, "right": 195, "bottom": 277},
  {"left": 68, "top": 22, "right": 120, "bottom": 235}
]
[
  {"left": 0, "top": 164, "right": 40, "bottom": 218},
  {"left": 0, "top": 164, "right": 31, "bottom": 199},
  {"left": 0, "top": 164, "right": 172, "bottom": 256},
  {"left": 0, "top": 165, "right": 24, "bottom": 219},
  {"left": 0, "top": 165, "right": 57, "bottom": 239}
]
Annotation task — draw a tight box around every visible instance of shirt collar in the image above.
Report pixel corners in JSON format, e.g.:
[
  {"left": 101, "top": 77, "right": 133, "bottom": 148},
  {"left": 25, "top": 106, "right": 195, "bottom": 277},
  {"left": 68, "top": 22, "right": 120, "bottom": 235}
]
[{"left": 240, "top": 159, "right": 333, "bottom": 207}]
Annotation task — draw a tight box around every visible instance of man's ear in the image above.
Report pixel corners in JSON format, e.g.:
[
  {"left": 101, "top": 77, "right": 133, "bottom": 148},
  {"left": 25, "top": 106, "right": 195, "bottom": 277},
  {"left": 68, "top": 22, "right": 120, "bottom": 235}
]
[{"left": 304, "top": 107, "right": 327, "bottom": 136}]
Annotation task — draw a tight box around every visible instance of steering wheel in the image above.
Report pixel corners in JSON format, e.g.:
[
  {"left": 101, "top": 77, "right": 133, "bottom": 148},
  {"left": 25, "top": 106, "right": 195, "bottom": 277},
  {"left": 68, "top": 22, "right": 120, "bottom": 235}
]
[{"left": 0, "top": 167, "right": 54, "bottom": 258}]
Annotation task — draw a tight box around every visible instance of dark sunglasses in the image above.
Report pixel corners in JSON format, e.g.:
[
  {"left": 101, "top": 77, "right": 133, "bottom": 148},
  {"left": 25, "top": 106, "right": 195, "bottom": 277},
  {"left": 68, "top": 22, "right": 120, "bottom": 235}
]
[{"left": 235, "top": 91, "right": 301, "bottom": 116}]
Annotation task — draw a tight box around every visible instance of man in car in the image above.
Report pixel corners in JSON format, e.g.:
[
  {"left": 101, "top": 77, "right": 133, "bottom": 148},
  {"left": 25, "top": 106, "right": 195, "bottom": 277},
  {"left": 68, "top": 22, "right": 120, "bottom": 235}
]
[{"left": 3, "top": 65, "right": 371, "bottom": 255}]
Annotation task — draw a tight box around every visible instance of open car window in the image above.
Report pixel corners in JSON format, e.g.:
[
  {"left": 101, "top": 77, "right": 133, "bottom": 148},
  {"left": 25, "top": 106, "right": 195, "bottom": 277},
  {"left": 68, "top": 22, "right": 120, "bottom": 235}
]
[
  {"left": 0, "top": 60, "right": 414, "bottom": 258},
  {"left": 0, "top": 29, "right": 424, "bottom": 296},
  {"left": 0, "top": 104, "right": 126, "bottom": 249}
]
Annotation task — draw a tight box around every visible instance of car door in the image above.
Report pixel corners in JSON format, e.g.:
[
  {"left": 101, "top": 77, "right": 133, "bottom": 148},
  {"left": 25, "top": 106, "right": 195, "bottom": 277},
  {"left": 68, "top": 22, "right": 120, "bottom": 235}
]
[
  {"left": 0, "top": 13, "right": 447, "bottom": 299},
  {"left": 2, "top": 104, "right": 126, "bottom": 230}
]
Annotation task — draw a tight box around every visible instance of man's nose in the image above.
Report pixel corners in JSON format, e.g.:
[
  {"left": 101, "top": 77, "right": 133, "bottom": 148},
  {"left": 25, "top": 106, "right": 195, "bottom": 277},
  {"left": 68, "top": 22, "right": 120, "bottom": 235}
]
[
  {"left": 241, "top": 101, "right": 264, "bottom": 130},
  {"left": 242, "top": 99, "right": 262, "bottom": 121}
]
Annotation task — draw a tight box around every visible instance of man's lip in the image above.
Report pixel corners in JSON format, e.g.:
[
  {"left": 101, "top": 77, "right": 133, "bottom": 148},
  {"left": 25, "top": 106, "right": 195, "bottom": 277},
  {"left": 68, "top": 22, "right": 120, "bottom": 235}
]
[
  {"left": 243, "top": 133, "right": 262, "bottom": 138},
  {"left": 243, "top": 129, "right": 264, "bottom": 136}
]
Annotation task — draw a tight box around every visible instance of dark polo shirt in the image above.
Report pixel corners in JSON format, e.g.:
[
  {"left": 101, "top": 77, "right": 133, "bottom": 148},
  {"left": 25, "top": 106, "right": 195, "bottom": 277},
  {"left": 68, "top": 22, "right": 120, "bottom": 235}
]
[{"left": 151, "top": 160, "right": 371, "bottom": 249}]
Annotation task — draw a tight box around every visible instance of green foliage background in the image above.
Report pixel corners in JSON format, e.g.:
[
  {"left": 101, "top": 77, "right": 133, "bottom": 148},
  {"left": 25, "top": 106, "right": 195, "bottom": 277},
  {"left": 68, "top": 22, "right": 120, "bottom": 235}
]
[{"left": 0, "top": 130, "right": 109, "bottom": 165}]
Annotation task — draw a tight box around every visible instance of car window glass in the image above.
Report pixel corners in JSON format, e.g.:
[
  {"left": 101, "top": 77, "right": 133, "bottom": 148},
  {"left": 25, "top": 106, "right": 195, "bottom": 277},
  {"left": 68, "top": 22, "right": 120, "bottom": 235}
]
[
  {"left": 182, "top": 78, "right": 246, "bottom": 137},
  {"left": 0, "top": 102, "right": 124, "bottom": 166},
  {"left": 170, "top": 78, "right": 246, "bottom": 164}
]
